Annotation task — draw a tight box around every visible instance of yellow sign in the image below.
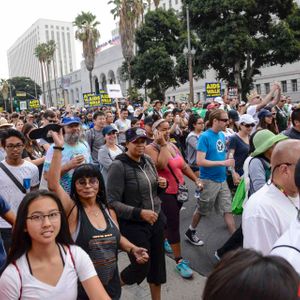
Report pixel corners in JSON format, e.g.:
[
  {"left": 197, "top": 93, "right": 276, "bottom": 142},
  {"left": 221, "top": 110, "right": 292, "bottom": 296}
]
[
  {"left": 16, "top": 91, "right": 26, "bottom": 97},
  {"left": 206, "top": 82, "right": 221, "bottom": 98},
  {"left": 28, "top": 99, "right": 40, "bottom": 109},
  {"left": 83, "top": 93, "right": 95, "bottom": 107},
  {"left": 88, "top": 95, "right": 101, "bottom": 107},
  {"left": 101, "top": 93, "right": 112, "bottom": 105},
  {"left": 0, "top": 107, "right": 3, "bottom": 112}
]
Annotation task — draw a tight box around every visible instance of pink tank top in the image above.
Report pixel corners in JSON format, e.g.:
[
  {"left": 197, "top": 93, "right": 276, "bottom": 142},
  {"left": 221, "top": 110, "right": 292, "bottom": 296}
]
[{"left": 158, "top": 152, "right": 185, "bottom": 195}]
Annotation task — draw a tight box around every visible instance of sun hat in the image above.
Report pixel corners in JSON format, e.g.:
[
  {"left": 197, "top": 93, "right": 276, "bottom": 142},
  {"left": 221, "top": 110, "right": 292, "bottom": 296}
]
[
  {"left": 238, "top": 114, "right": 255, "bottom": 125},
  {"left": 0, "top": 118, "right": 13, "bottom": 128},
  {"left": 125, "top": 127, "right": 147, "bottom": 142},
  {"left": 102, "top": 125, "right": 118, "bottom": 136},
  {"left": 251, "top": 129, "right": 288, "bottom": 157},
  {"left": 257, "top": 109, "right": 272, "bottom": 120},
  {"left": 29, "top": 123, "right": 62, "bottom": 143}
]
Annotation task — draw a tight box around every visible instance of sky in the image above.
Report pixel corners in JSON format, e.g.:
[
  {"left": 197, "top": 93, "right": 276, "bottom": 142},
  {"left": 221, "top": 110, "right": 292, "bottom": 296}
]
[{"left": 0, "top": 0, "right": 116, "bottom": 79}]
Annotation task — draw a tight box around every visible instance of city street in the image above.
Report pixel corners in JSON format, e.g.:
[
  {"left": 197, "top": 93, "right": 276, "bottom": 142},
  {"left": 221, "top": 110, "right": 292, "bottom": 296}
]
[{"left": 178, "top": 177, "right": 242, "bottom": 276}]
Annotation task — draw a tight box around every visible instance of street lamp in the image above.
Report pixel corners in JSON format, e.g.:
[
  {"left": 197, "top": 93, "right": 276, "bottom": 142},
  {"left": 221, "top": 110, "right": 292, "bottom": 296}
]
[{"left": 185, "top": 4, "right": 196, "bottom": 105}]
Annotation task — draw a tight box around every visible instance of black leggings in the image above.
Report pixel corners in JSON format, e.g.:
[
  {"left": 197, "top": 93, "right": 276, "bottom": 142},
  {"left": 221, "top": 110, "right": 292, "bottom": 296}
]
[{"left": 160, "top": 193, "right": 182, "bottom": 244}]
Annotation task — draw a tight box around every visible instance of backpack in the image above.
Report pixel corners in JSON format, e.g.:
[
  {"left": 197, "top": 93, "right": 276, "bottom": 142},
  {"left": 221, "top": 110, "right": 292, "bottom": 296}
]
[{"left": 232, "top": 156, "right": 270, "bottom": 215}]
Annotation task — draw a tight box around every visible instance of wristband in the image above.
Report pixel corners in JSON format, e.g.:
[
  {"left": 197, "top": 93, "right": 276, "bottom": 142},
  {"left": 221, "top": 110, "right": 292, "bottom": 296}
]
[{"left": 53, "top": 146, "right": 64, "bottom": 151}]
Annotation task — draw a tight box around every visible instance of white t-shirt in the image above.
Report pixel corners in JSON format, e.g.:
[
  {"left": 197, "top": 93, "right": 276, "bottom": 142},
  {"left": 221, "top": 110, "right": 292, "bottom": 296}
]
[
  {"left": 109, "top": 147, "right": 123, "bottom": 160},
  {"left": 271, "top": 218, "right": 300, "bottom": 274},
  {"left": 242, "top": 183, "right": 299, "bottom": 255},
  {"left": 246, "top": 104, "right": 259, "bottom": 122},
  {"left": 114, "top": 119, "right": 131, "bottom": 144},
  {"left": 0, "top": 245, "right": 97, "bottom": 300},
  {"left": 0, "top": 160, "right": 39, "bottom": 228}
]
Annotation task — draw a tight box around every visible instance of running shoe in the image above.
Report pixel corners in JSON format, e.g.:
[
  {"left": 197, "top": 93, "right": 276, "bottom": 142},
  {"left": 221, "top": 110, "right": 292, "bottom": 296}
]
[
  {"left": 185, "top": 229, "right": 204, "bottom": 246},
  {"left": 176, "top": 259, "right": 193, "bottom": 279},
  {"left": 164, "top": 239, "right": 173, "bottom": 253}
]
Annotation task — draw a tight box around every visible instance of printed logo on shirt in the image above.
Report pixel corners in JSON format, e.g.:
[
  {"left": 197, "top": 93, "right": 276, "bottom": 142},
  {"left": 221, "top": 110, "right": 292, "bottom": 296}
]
[{"left": 216, "top": 139, "right": 225, "bottom": 153}]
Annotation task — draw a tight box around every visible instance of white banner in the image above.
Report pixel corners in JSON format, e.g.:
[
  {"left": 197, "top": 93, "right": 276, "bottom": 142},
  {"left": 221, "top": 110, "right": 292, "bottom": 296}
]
[{"left": 106, "top": 84, "right": 123, "bottom": 98}]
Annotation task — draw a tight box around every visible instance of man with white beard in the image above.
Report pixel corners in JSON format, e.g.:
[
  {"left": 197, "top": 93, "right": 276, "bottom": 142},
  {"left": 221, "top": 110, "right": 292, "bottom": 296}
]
[{"left": 42, "top": 117, "right": 92, "bottom": 193}]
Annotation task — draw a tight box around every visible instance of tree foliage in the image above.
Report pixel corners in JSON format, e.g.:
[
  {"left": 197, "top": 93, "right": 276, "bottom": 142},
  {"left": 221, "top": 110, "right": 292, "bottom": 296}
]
[
  {"left": 185, "top": 0, "right": 300, "bottom": 98},
  {"left": 131, "top": 8, "right": 183, "bottom": 100}
]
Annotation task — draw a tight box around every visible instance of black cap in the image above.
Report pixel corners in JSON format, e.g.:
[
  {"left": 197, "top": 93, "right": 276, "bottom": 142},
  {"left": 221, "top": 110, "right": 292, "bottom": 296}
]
[
  {"left": 228, "top": 110, "right": 239, "bottom": 122},
  {"left": 125, "top": 127, "right": 147, "bottom": 142},
  {"left": 144, "top": 116, "right": 154, "bottom": 126}
]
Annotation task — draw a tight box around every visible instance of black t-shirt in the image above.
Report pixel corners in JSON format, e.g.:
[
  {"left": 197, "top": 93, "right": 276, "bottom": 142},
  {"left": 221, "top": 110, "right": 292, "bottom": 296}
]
[
  {"left": 283, "top": 127, "right": 300, "bottom": 140},
  {"left": 228, "top": 134, "right": 250, "bottom": 175}
]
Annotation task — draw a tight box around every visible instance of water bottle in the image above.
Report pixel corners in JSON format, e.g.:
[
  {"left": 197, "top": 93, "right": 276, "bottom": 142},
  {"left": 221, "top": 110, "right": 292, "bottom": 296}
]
[
  {"left": 23, "top": 178, "right": 31, "bottom": 194},
  {"left": 228, "top": 152, "right": 234, "bottom": 173},
  {"left": 194, "top": 187, "right": 201, "bottom": 199}
]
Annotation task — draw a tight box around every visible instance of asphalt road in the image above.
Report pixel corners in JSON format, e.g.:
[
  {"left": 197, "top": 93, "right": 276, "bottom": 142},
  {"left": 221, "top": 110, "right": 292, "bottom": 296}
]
[{"left": 168, "top": 176, "right": 241, "bottom": 277}]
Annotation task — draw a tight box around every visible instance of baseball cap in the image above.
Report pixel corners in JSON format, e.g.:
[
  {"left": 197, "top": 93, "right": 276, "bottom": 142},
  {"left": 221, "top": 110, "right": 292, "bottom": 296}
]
[
  {"left": 257, "top": 109, "right": 272, "bottom": 120},
  {"left": 238, "top": 114, "right": 256, "bottom": 125},
  {"left": 228, "top": 110, "right": 239, "bottom": 122},
  {"left": 102, "top": 125, "right": 118, "bottom": 136},
  {"left": 214, "top": 97, "right": 224, "bottom": 105},
  {"left": 125, "top": 127, "right": 147, "bottom": 142},
  {"left": 144, "top": 116, "right": 154, "bottom": 126},
  {"left": 62, "top": 117, "right": 81, "bottom": 126},
  {"left": 29, "top": 123, "right": 62, "bottom": 143}
]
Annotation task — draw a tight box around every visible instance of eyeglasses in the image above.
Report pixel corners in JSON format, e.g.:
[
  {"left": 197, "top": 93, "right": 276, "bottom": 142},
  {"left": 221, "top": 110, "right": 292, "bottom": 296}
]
[
  {"left": 6, "top": 143, "right": 24, "bottom": 150},
  {"left": 218, "top": 118, "right": 229, "bottom": 122},
  {"left": 242, "top": 123, "right": 255, "bottom": 128},
  {"left": 27, "top": 211, "right": 61, "bottom": 224},
  {"left": 76, "top": 177, "right": 99, "bottom": 187}
]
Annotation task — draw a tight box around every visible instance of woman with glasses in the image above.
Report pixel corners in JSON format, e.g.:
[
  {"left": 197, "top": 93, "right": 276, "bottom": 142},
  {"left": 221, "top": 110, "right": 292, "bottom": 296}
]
[
  {"left": 185, "top": 114, "right": 204, "bottom": 176},
  {"left": 0, "top": 190, "right": 110, "bottom": 300},
  {"left": 47, "top": 130, "right": 148, "bottom": 300},
  {"left": 227, "top": 114, "right": 255, "bottom": 187},
  {"left": 106, "top": 127, "right": 168, "bottom": 300},
  {"left": 98, "top": 125, "right": 124, "bottom": 184}
]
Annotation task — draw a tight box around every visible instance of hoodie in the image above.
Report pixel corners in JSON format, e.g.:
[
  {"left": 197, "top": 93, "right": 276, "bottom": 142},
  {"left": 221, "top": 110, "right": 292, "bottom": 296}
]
[{"left": 106, "top": 153, "right": 162, "bottom": 221}]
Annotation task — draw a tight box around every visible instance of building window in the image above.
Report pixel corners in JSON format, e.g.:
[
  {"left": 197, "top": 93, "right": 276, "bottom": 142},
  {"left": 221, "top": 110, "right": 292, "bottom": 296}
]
[
  {"left": 265, "top": 83, "right": 270, "bottom": 94},
  {"left": 67, "top": 27, "right": 70, "bottom": 31},
  {"left": 197, "top": 92, "right": 201, "bottom": 101},
  {"left": 281, "top": 80, "right": 287, "bottom": 93},
  {"left": 292, "top": 79, "right": 298, "bottom": 92},
  {"left": 45, "top": 25, "right": 48, "bottom": 28},
  {"left": 169, "top": 0, "right": 172, "bottom": 8},
  {"left": 256, "top": 84, "right": 261, "bottom": 95}
]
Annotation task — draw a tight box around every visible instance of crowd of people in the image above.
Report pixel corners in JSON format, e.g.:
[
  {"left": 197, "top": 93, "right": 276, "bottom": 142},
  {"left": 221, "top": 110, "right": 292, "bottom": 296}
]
[{"left": 0, "top": 82, "right": 299, "bottom": 299}]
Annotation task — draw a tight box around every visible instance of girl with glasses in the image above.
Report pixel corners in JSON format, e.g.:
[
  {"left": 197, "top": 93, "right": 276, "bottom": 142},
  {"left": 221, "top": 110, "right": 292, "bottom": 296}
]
[
  {"left": 0, "top": 190, "right": 110, "bottom": 300},
  {"left": 47, "top": 130, "right": 148, "bottom": 300}
]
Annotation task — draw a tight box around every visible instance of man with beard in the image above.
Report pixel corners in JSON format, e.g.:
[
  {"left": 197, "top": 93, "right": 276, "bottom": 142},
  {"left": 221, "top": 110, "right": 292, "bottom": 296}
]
[{"left": 42, "top": 117, "right": 92, "bottom": 193}]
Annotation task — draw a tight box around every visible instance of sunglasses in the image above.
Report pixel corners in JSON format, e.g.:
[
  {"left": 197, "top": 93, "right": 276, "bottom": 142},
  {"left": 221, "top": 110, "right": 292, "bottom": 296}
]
[
  {"left": 242, "top": 123, "right": 255, "bottom": 128},
  {"left": 218, "top": 118, "right": 229, "bottom": 122},
  {"left": 47, "top": 119, "right": 57, "bottom": 123},
  {"left": 76, "top": 177, "right": 99, "bottom": 187}
]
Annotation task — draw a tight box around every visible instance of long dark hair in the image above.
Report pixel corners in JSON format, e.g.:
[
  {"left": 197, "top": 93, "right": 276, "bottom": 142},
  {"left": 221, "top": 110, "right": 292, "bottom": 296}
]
[
  {"left": 22, "top": 123, "right": 44, "bottom": 158},
  {"left": 258, "top": 117, "right": 278, "bottom": 134},
  {"left": 70, "top": 164, "right": 108, "bottom": 210},
  {"left": 6, "top": 190, "right": 73, "bottom": 266},
  {"left": 203, "top": 248, "right": 299, "bottom": 300},
  {"left": 188, "top": 114, "right": 203, "bottom": 132}
]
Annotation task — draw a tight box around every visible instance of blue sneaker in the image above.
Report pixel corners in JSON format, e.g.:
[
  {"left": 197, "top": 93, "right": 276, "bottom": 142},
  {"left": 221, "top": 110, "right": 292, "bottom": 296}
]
[
  {"left": 176, "top": 259, "right": 193, "bottom": 279},
  {"left": 164, "top": 239, "right": 173, "bottom": 253}
]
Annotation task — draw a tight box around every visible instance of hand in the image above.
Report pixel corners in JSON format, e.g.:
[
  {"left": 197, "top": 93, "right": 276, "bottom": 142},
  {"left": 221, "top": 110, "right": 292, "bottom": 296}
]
[
  {"left": 130, "top": 247, "right": 149, "bottom": 264},
  {"left": 50, "top": 129, "right": 64, "bottom": 147},
  {"left": 154, "top": 130, "right": 166, "bottom": 146},
  {"left": 195, "top": 178, "right": 204, "bottom": 190},
  {"left": 140, "top": 209, "right": 158, "bottom": 225},
  {"left": 232, "top": 172, "right": 240, "bottom": 186},
  {"left": 69, "top": 154, "right": 85, "bottom": 169},
  {"left": 223, "top": 159, "right": 235, "bottom": 168},
  {"left": 158, "top": 177, "right": 167, "bottom": 188},
  {"left": 174, "top": 115, "right": 181, "bottom": 124}
]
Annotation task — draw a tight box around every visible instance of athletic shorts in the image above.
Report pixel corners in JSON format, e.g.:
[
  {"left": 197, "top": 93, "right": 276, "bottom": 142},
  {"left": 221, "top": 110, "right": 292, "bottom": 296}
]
[{"left": 196, "top": 179, "right": 232, "bottom": 216}]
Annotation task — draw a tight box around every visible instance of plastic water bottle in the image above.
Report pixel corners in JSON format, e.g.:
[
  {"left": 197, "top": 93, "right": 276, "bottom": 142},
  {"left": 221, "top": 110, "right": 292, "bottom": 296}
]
[
  {"left": 23, "top": 178, "right": 31, "bottom": 194},
  {"left": 194, "top": 187, "right": 201, "bottom": 199}
]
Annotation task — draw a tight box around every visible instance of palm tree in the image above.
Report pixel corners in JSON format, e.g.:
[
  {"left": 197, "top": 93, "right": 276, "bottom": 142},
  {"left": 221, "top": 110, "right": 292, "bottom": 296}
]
[
  {"left": 0, "top": 79, "right": 9, "bottom": 111},
  {"left": 153, "top": 0, "right": 160, "bottom": 9},
  {"left": 45, "top": 40, "right": 57, "bottom": 107},
  {"left": 73, "top": 11, "right": 100, "bottom": 93},
  {"left": 109, "top": 0, "right": 144, "bottom": 90},
  {"left": 34, "top": 44, "right": 47, "bottom": 104}
]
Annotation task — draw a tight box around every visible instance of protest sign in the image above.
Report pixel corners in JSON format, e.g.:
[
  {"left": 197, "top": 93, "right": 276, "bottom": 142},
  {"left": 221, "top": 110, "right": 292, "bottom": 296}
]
[{"left": 205, "top": 82, "right": 221, "bottom": 98}]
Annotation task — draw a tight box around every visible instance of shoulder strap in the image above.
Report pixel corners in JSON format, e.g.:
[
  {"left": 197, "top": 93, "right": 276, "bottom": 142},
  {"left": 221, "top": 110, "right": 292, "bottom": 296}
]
[
  {"left": 90, "top": 128, "right": 95, "bottom": 151},
  {"left": 0, "top": 163, "right": 26, "bottom": 194},
  {"left": 67, "top": 245, "right": 77, "bottom": 275},
  {"left": 167, "top": 164, "right": 180, "bottom": 185},
  {"left": 272, "top": 245, "right": 300, "bottom": 254},
  {"left": 13, "top": 261, "right": 22, "bottom": 300}
]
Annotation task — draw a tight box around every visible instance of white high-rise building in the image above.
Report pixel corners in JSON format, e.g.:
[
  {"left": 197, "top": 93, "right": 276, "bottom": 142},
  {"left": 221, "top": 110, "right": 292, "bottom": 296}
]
[{"left": 7, "top": 19, "right": 76, "bottom": 85}]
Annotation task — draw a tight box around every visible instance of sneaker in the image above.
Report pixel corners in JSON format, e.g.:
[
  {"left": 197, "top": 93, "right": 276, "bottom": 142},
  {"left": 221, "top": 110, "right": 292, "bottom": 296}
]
[
  {"left": 164, "top": 239, "right": 173, "bottom": 253},
  {"left": 185, "top": 229, "right": 204, "bottom": 246},
  {"left": 176, "top": 259, "right": 193, "bottom": 279},
  {"left": 214, "top": 251, "right": 221, "bottom": 261}
]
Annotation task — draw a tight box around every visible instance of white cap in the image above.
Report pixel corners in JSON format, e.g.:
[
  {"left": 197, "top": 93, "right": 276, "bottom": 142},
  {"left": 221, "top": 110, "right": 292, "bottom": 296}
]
[
  {"left": 127, "top": 105, "right": 134, "bottom": 113},
  {"left": 214, "top": 96, "right": 224, "bottom": 105},
  {"left": 238, "top": 114, "right": 256, "bottom": 125}
]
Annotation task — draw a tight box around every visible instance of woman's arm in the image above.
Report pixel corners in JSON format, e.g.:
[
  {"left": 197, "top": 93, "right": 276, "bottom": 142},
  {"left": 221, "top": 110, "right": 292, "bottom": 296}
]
[
  {"left": 98, "top": 147, "right": 113, "bottom": 170},
  {"left": 81, "top": 276, "right": 111, "bottom": 300},
  {"left": 26, "top": 156, "right": 45, "bottom": 167},
  {"left": 47, "top": 130, "right": 75, "bottom": 217}
]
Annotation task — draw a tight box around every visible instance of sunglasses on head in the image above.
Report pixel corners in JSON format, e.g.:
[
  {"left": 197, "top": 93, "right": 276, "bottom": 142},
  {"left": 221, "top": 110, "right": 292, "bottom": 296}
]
[{"left": 242, "top": 123, "right": 255, "bottom": 128}]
